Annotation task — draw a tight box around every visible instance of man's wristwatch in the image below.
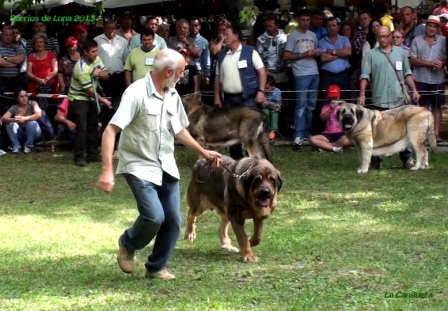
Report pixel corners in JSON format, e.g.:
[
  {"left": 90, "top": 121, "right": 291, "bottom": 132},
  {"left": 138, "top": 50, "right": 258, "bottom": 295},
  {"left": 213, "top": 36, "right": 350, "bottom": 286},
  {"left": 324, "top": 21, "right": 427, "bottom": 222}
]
[
  {"left": 332, "top": 50, "right": 336, "bottom": 55},
  {"left": 3, "top": 56, "right": 8, "bottom": 61},
  {"left": 258, "top": 89, "right": 264, "bottom": 93}
]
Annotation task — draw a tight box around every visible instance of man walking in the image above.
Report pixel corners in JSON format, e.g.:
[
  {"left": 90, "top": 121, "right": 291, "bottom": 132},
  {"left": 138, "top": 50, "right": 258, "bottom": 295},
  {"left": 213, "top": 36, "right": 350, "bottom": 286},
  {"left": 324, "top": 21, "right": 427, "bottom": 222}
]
[
  {"left": 358, "top": 26, "right": 420, "bottom": 169},
  {"left": 98, "top": 49, "right": 222, "bottom": 281}
]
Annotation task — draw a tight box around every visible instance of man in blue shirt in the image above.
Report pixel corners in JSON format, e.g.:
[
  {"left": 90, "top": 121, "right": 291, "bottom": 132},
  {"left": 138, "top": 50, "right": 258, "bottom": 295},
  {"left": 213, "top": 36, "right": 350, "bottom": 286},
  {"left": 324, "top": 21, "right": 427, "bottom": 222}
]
[
  {"left": 309, "top": 9, "right": 327, "bottom": 40},
  {"left": 188, "top": 17, "right": 211, "bottom": 89},
  {"left": 318, "top": 17, "right": 352, "bottom": 100}
]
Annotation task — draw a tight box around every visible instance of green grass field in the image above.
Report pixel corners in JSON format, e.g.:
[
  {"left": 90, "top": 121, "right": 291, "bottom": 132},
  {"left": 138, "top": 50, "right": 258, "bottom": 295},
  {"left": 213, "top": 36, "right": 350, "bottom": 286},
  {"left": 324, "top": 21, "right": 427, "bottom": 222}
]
[{"left": 0, "top": 147, "right": 447, "bottom": 311}]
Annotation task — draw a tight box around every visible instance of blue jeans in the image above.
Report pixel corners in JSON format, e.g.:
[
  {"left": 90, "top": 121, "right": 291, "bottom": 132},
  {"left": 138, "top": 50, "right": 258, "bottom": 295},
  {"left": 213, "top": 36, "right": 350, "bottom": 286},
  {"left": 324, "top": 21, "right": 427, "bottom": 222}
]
[
  {"left": 5, "top": 121, "right": 42, "bottom": 149},
  {"left": 58, "top": 123, "right": 75, "bottom": 143},
  {"left": 120, "top": 172, "right": 182, "bottom": 273},
  {"left": 294, "top": 74, "right": 319, "bottom": 139}
]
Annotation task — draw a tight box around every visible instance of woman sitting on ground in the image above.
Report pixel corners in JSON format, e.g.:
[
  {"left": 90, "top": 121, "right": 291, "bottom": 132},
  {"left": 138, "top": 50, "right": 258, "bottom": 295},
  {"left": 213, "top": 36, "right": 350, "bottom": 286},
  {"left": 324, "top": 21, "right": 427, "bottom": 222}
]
[
  {"left": 309, "top": 85, "right": 351, "bottom": 153},
  {"left": 0, "top": 89, "right": 43, "bottom": 153}
]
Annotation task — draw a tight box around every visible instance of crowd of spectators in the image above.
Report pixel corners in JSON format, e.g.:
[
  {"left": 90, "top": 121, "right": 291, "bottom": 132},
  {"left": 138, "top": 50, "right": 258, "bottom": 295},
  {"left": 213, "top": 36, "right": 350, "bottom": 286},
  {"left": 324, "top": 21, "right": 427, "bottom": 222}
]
[{"left": 0, "top": 3, "right": 446, "bottom": 166}]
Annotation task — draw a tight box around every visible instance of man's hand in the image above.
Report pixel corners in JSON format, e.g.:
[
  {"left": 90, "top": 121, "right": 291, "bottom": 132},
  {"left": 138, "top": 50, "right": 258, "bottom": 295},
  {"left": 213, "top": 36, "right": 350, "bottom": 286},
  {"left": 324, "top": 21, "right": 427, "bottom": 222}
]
[
  {"left": 413, "top": 89, "right": 420, "bottom": 104},
  {"left": 358, "top": 94, "right": 366, "bottom": 106},
  {"left": 102, "top": 99, "right": 113, "bottom": 109},
  {"left": 98, "top": 171, "right": 115, "bottom": 194},
  {"left": 215, "top": 97, "right": 223, "bottom": 108},
  {"left": 67, "top": 120, "right": 76, "bottom": 131},
  {"left": 92, "top": 68, "right": 101, "bottom": 78},
  {"left": 179, "top": 36, "right": 188, "bottom": 44},
  {"left": 202, "top": 150, "right": 222, "bottom": 167},
  {"left": 255, "top": 91, "right": 265, "bottom": 104}
]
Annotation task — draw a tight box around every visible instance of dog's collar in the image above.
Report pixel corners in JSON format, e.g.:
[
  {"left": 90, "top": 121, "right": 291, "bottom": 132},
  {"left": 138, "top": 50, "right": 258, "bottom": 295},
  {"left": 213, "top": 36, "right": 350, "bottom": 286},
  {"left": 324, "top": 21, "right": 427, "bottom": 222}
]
[{"left": 231, "top": 164, "right": 254, "bottom": 180}]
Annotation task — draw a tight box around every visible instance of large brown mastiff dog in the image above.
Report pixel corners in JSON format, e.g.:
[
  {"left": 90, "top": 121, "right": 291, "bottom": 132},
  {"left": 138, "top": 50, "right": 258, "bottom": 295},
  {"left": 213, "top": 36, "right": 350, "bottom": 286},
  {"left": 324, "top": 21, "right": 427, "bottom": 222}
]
[
  {"left": 338, "top": 103, "right": 437, "bottom": 173},
  {"left": 182, "top": 95, "right": 273, "bottom": 162},
  {"left": 185, "top": 155, "right": 282, "bottom": 262}
]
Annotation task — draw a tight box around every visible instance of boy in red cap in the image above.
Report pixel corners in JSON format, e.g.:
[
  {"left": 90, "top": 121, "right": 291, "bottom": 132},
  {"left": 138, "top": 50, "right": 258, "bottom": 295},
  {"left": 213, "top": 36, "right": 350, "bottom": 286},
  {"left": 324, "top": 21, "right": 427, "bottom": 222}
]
[{"left": 309, "top": 84, "right": 351, "bottom": 152}]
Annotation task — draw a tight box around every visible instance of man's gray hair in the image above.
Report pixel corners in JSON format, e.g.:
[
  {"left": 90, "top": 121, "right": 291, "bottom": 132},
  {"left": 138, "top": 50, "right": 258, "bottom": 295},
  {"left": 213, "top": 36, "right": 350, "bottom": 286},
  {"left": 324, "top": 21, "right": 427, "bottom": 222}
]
[{"left": 153, "top": 50, "right": 181, "bottom": 72}]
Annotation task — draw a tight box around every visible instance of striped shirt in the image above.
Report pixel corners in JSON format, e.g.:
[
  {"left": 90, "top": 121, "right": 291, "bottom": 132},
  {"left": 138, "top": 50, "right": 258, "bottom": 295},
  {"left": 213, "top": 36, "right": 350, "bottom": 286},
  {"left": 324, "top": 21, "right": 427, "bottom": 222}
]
[
  {"left": 0, "top": 42, "right": 25, "bottom": 77},
  {"left": 25, "top": 36, "right": 60, "bottom": 56},
  {"left": 68, "top": 56, "right": 105, "bottom": 101}
]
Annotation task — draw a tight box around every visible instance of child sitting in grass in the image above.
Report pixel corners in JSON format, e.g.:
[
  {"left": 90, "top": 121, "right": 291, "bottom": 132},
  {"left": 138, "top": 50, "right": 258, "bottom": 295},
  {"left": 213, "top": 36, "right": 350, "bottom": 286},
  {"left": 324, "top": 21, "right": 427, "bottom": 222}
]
[
  {"left": 261, "top": 75, "right": 282, "bottom": 140},
  {"left": 309, "top": 84, "right": 351, "bottom": 152}
]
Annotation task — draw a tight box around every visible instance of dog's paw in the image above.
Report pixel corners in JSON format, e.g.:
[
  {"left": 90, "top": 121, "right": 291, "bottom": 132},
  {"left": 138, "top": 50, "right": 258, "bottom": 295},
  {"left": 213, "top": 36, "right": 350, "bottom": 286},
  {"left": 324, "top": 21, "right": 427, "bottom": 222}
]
[
  {"left": 221, "top": 244, "right": 239, "bottom": 253},
  {"left": 241, "top": 254, "right": 260, "bottom": 263},
  {"left": 410, "top": 166, "right": 420, "bottom": 171},
  {"left": 185, "top": 231, "right": 196, "bottom": 243},
  {"left": 357, "top": 168, "right": 368, "bottom": 174}
]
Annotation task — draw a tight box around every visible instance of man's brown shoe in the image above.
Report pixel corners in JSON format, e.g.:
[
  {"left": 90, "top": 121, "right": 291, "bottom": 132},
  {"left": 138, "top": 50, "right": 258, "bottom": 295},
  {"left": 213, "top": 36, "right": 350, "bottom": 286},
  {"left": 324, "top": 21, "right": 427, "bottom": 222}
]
[
  {"left": 145, "top": 268, "right": 176, "bottom": 280},
  {"left": 117, "top": 239, "right": 135, "bottom": 273}
]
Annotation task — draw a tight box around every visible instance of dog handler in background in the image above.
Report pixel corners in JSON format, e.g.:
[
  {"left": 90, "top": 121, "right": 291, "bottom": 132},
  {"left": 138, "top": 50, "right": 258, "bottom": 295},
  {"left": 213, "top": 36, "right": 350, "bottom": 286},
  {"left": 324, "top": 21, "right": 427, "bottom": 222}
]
[{"left": 97, "top": 49, "right": 222, "bottom": 281}]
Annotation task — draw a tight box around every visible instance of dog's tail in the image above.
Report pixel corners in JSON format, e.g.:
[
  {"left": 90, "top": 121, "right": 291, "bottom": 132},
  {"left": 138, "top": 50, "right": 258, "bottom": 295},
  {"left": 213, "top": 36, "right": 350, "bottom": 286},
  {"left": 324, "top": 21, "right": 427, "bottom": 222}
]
[{"left": 426, "top": 114, "right": 437, "bottom": 153}]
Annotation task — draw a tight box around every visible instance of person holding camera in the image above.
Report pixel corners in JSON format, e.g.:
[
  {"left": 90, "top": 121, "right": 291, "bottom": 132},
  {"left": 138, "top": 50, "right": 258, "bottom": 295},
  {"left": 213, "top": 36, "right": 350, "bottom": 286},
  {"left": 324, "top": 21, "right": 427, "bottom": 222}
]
[{"left": 309, "top": 85, "right": 351, "bottom": 153}]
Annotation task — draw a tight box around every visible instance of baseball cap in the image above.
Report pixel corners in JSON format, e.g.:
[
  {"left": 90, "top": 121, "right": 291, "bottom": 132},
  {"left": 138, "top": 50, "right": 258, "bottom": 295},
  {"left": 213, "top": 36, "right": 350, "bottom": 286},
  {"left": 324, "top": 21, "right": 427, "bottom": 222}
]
[
  {"left": 179, "top": 48, "right": 190, "bottom": 57},
  {"left": 439, "top": 13, "right": 448, "bottom": 21},
  {"left": 427, "top": 15, "right": 440, "bottom": 25},
  {"left": 74, "top": 23, "right": 87, "bottom": 33},
  {"left": 65, "top": 36, "right": 78, "bottom": 47},
  {"left": 327, "top": 84, "right": 341, "bottom": 99}
]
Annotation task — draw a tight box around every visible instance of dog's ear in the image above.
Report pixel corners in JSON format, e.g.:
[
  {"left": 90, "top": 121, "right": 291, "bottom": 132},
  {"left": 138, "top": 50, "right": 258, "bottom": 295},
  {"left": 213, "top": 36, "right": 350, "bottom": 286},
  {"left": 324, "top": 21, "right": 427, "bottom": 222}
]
[
  {"left": 356, "top": 107, "right": 364, "bottom": 121},
  {"left": 276, "top": 171, "right": 282, "bottom": 193}
]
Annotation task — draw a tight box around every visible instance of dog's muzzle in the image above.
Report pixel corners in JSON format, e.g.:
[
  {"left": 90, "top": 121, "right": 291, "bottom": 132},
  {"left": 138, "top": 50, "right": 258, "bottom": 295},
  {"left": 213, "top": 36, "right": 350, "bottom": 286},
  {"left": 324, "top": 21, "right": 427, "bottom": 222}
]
[
  {"left": 256, "top": 188, "right": 272, "bottom": 208},
  {"left": 341, "top": 115, "right": 355, "bottom": 131}
]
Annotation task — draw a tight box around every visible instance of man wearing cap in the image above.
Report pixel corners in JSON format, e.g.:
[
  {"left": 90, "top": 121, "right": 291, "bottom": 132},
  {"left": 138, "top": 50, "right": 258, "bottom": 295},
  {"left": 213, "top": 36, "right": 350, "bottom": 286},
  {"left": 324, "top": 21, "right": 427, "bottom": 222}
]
[
  {"left": 74, "top": 23, "right": 89, "bottom": 54},
  {"left": 410, "top": 15, "right": 446, "bottom": 142},
  {"left": 116, "top": 11, "right": 138, "bottom": 44},
  {"left": 358, "top": 26, "right": 420, "bottom": 170},
  {"left": 25, "top": 21, "right": 59, "bottom": 56},
  {"left": 129, "top": 16, "right": 167, "bottom": 52},
  {"left": 166, "top": 19, "right": 200, "bottom": 59},
  {"left": 124, "top": 29, "right": 160, "bottom": 87}
]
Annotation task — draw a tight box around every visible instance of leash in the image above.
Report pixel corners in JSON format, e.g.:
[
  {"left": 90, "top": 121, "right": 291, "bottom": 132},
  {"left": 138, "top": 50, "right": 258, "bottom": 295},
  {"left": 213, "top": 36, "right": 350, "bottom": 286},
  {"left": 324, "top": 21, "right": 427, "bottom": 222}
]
[{"left": 196, "top": 158, "right": 254, "bottom": 183}]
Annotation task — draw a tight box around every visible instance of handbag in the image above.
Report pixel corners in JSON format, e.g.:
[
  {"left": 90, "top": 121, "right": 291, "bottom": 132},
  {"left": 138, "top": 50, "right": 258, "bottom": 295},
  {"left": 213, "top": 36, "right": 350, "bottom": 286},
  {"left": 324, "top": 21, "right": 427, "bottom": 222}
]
[{"left": 383, "top": 53, "right": 412, "bottom": 105}]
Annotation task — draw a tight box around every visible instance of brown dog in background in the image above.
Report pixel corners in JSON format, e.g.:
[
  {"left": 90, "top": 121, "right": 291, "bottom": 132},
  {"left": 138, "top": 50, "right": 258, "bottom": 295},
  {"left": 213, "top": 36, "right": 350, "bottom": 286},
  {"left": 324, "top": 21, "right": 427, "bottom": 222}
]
[
  {"left": 182, "top": 95, "right": 273, "bottom": 162},
  {"left": 185, "top": 155, "right": 282, "bottom": 262}
]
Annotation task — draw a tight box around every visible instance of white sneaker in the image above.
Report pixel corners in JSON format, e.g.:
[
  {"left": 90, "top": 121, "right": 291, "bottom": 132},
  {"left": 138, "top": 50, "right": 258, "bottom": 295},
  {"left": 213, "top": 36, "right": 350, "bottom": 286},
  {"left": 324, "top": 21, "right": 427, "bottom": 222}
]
[
  {"left": 294, "top": 137, "right": 303, "bottom": 145},
  {"left": 0, "top": 149, "right": 6, "bottom": 156},
  {"left": 12, "top": 148, "right": 20, "bottom": 154},
  {"left": 333, "top": 147, "right": 342, "bottom": 153},
  {"left": 24, "top": 147, "right": 32, "bottom": 154}
]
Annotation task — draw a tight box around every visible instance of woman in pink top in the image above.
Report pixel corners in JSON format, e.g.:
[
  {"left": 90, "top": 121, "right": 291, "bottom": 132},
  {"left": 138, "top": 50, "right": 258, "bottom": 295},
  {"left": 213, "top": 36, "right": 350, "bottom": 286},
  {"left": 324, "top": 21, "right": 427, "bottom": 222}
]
[{"left": 309, "top": 85, "right": 352, "bottom": 152}]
